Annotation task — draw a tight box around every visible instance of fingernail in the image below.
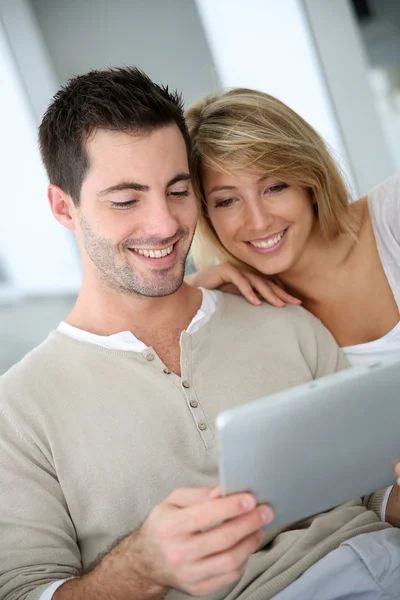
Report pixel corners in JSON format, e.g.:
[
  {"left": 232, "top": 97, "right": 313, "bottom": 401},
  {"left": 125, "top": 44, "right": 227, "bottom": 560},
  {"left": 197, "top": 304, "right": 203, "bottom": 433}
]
[
  {"left": 260, "top": 507, "right": 272, "bottom": 523},
  {"left": 241, "top": 495, "right": 256, "bottom": 510},
  {"left": 397, "top": 477, "right": 400, "bottom": 487},
  {"left": 251, "top": 296, "right": 262, "bottom": 305}
]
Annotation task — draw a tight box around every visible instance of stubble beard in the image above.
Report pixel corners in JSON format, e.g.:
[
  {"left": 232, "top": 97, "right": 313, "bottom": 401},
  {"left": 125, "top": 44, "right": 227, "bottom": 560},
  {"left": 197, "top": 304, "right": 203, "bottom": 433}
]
[{"left": 78, "top": 213, "right": 192, "bottom": 297}]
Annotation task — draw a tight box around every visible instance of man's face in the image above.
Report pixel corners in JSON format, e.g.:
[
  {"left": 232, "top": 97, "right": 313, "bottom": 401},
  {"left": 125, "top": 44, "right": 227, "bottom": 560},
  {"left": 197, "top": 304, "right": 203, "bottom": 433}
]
[{"left": 75, "top": 125, "right": 198, "bottom": 297}]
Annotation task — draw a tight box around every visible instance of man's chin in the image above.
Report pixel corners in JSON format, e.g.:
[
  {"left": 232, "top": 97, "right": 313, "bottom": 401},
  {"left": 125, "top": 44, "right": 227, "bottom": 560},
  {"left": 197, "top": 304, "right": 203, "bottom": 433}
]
[{"left": 133, "top": 271, "right": 185, "bottom": 298}]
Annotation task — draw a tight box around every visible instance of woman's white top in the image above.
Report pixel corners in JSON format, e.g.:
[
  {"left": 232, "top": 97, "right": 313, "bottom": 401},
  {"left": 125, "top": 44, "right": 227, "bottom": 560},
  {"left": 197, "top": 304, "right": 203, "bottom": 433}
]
[{"left": 342, "top": 174, "right": 400, "bottom": 367}]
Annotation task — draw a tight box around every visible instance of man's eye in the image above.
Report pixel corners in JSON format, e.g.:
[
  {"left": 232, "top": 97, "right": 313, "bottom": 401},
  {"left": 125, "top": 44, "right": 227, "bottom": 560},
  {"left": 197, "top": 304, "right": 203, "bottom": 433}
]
[
  {"left": 215, "top": 197, "right": 236, "bottom": 208},
  {"left": 168, "top": 190, "right": 190, "bottom": 198},
  {"left": 110, "top": 200, "right": 138, "bottom": 209}
]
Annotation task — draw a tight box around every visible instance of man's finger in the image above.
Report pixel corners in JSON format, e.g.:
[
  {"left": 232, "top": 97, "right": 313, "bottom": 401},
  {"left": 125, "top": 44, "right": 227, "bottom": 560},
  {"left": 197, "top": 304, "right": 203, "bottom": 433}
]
[
  {"left": 192, "top": 529, "right": 263, "bottom": 580},
  {"left": 185, "top": 505, "right": 271, "bottom": 559},
  {"left": 172, "top": 493, "right": 258, "bottom": 535},
  {"left": 167, "top": 487, "right": 217, "bottom": 508}
]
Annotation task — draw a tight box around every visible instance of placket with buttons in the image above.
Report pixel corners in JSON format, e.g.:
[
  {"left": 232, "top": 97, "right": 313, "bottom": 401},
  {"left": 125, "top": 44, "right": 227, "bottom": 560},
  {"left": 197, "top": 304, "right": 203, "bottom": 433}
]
[
  {"left": 143, "top": 340, "right": 215, "bottom": 449},
  {"left": 180, "top": 331, "right": 215, "bottom": 448}
]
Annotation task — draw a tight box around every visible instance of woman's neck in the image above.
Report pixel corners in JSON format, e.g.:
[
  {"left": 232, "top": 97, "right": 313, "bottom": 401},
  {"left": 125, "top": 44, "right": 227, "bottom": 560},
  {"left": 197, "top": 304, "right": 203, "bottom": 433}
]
[{"left": 277, "top": 221, "right": 360, "bottom": 305}]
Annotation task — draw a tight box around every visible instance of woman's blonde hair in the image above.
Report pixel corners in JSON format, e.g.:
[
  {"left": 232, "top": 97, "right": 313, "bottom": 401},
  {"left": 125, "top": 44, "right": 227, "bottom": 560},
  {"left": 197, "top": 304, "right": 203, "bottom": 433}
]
[{"left": 185, "top": 88, "right": 358, "bottom": 270}]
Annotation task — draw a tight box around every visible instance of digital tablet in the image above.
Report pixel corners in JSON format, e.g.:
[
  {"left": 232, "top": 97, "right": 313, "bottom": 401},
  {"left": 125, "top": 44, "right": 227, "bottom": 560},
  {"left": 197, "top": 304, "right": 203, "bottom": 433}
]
[{"left": 216, "top": 354, "right": 400, "bottom": 530}]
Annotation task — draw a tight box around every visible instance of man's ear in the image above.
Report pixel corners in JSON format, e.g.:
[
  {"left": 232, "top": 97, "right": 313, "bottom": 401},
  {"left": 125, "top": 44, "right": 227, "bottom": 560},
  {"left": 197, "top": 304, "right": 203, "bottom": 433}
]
[{"left": 48, "top": 184, "right": 77, "bottom": 231}]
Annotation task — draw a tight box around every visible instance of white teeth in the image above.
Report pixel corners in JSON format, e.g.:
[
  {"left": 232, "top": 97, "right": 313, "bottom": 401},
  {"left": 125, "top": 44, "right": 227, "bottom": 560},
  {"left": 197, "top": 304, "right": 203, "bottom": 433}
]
[
  {"left": 133, "top": 245, "right": 174, "bottom": 258},
  {"left": 249, "top": 230, "right": 285, "bottom": 249}
]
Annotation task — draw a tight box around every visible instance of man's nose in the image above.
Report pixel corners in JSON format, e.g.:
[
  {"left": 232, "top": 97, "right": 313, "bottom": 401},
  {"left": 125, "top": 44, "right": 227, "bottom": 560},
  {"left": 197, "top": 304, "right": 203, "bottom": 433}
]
[{"left": 141, "top": 196, "right": 180, "bottom": 241}]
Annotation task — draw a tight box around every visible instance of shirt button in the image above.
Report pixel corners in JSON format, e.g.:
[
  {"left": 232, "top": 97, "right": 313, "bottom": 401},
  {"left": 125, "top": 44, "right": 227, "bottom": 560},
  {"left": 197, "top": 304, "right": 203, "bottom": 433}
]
[
  {"left": 146, "top": 353, "right": 155, "bottom": 361},
  {"left": 163, "top": 367, "right": 171, "bottom": 374},
  {"left": 198, "top": 421, "right": 207, "bottom": 431},
  {"left": 190, "top": 400, "right": 198, "bottom": 408},
  {"left": 182, "top": 380, "right": 190, "bottom": 389}
]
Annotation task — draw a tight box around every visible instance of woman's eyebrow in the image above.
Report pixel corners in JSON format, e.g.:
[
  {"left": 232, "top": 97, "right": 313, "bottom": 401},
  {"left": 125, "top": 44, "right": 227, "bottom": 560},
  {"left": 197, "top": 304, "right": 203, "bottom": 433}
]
[{"left": 207, "top": 185, "right": 237, "bottom": 194}]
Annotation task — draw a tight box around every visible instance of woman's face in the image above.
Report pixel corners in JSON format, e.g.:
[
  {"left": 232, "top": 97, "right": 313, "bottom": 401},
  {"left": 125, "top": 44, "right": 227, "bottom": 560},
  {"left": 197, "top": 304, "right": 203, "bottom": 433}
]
[{"left": 202, "top": 169, "right": 316, "bottom": 276}]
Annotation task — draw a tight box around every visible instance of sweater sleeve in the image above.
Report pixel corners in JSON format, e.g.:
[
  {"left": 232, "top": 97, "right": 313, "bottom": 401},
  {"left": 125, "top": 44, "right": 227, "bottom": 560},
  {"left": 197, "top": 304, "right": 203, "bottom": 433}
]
[
  {"left": 363, "top": 486, "right": 394, "bottom": 522},
  {"left": 0, "top": 406, "right": 81, "bottom": 600}
]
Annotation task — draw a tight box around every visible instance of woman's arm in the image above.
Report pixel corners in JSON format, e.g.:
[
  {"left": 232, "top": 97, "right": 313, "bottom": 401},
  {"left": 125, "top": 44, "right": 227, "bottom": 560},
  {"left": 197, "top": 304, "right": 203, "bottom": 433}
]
[{"left": 186, "top": 262, "right": 301, "bottom": 308}]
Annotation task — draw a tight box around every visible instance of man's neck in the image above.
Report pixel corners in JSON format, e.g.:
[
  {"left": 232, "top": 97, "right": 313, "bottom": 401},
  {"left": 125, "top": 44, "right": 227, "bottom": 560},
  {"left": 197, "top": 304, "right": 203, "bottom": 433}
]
[{"left": 67, "top": 280, "right": 203, "bottom": 344}]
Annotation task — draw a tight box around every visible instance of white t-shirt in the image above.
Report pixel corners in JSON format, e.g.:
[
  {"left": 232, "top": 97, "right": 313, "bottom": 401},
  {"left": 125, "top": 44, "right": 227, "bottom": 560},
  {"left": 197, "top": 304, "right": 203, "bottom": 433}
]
[
  {"left": 57, "top": 287, "right": 219, "bottom": 352},
  {"left": 343, "top": 322, "right": 400, "bottom": 366}
]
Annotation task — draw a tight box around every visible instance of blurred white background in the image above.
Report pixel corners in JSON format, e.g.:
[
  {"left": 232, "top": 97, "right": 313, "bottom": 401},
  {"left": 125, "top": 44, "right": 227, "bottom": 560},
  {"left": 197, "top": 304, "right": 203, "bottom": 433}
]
[{"left": 0, "top": 0, "right": 398, "bottom": 373}]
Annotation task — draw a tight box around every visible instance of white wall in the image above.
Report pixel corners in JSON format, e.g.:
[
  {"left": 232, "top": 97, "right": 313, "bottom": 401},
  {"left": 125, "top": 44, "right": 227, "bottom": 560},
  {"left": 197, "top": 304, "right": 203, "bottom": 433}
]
[
  {"left": 1, "top": 0, "right": 59, "bottom": 123},
  {"left": 195, "top": 0, "right": 355, "bottom": 191},
  {"left": 0, "top": 2, "right": 81, "bottom": 296},
  {"left": 30, "top": 0, "right": 220, "bottom": 106}
]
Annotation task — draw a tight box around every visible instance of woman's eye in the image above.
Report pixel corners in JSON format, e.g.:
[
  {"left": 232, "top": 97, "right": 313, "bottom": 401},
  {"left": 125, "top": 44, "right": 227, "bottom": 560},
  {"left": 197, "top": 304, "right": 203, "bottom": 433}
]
[
  {"left": 264, "top": 183, "right": 288, "bottom": 195},
  {"left": 110, "top": 199, "right": 138, "bottom": 209},
  {"left": 214, "top": 197, "right": 236, "bottom": 208}
]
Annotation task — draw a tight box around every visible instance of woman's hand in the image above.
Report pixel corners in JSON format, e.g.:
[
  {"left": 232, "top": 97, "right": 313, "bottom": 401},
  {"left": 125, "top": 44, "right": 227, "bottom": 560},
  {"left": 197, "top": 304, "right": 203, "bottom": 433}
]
[{"left": 185, "top": 263, "right": 301, "bottom": 308}]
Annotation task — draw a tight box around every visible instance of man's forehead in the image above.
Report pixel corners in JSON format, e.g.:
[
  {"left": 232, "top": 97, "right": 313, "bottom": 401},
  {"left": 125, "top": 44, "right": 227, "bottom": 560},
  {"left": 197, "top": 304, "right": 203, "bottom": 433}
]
[
  {"left": 86, "top": 125, "right": 188, "bottom": 168},
  {"left": 88, "top": 124, "right": 184, "bottom": 149},
  {"left": 81, "top": 126, "right": 190, "bottom": 193},
  {"left": 86, "top": 128, "right": 146, "bottom": 155}
]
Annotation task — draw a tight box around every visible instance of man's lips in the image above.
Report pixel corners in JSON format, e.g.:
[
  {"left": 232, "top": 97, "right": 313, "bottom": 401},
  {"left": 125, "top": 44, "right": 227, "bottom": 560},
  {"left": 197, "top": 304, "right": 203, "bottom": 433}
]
[
  {"left": 127, "top": 241, "right": 179, "bottom": 266},
  {"left": 129, "top": 243, "right": 175, "bottom": 259}
]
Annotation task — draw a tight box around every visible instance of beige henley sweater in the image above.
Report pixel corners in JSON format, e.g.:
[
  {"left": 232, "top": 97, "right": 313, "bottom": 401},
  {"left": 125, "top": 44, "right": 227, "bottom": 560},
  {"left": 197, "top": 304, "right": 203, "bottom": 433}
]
[{"left": 0, "top": 293, "right": 389, "bottom": 600}]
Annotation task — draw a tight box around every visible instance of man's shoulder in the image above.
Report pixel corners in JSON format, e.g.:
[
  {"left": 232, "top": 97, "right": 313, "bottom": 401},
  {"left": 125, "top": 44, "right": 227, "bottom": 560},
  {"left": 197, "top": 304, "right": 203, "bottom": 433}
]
[
  {"left": 220, "top": 292, "right": 319, "bottom": 330},
  {"left": 0, "top": 332, "right": 65, "bottom": 393}
]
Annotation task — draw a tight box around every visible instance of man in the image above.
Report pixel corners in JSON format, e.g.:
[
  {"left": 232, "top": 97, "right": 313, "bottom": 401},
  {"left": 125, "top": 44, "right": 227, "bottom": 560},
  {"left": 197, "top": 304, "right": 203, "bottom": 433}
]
[{"left": 0, "top": 67, "right": 399, "bottom": 600}]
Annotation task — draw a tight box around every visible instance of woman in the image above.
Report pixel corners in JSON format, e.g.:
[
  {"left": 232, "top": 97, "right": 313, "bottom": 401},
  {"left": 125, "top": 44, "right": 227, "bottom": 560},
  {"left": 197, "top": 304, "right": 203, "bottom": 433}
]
[{"left": 185, "top": 88, "right": 400, "bottom": 368}]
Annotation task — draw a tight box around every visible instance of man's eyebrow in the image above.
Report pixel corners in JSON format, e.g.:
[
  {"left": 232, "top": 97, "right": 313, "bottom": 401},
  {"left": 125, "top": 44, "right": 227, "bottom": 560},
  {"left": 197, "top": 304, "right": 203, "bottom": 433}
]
[
  {"left": 97, "top": 173, "right": 190, "bottom": 197},
  {"left": 166, "top": 173, "right": 191, "bottom": 188},
  {"left": 98, "top": 182, "right": 150, "bottom": 196}
]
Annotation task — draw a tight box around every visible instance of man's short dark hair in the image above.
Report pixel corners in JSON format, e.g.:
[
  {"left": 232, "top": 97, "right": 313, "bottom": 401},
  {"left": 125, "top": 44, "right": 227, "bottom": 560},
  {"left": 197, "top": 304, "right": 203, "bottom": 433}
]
[{"left": 39, "top": 66, "right": 191, "bottom": 204}]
